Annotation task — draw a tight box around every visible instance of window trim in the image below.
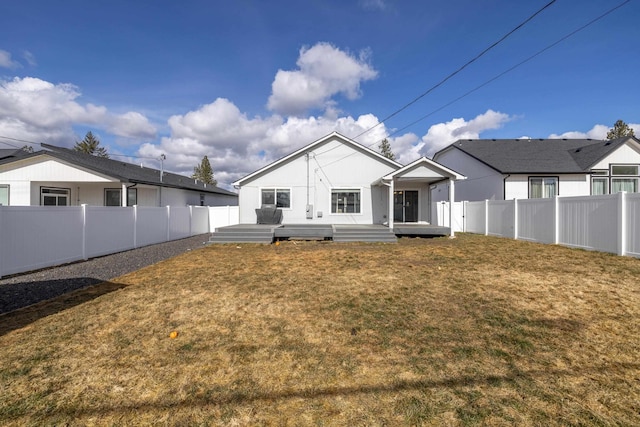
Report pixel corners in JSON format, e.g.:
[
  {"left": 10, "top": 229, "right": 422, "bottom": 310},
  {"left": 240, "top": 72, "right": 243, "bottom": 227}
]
[
  {"left": 528, "top": 176, "right": 559, "bottom": 199},
  {"left": 330, "top": 188, "right": 363, "bottom": 215},
  {"left": 0, "top": 184, "right": 9, "bottom": 206},
  {"left": 259, "top": 187, "right": 292, "bottom": 209},
  {"left": 40, "top": 186, "right": 71, "bottom": 206}
]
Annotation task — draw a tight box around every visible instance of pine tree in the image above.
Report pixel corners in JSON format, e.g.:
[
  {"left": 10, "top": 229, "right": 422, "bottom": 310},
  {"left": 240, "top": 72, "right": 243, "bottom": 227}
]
[
  {"left": 73, "top": 131, "right": 109, "bottom": 158},
  {"left": 378, "top": 138, "right": 396, "bottom": 160},
  {"left": 192, "top": 155, "right": 217, "bottom": 185},
  {"left": 606, "top": 120, "right": 635, "bottom": 140}
]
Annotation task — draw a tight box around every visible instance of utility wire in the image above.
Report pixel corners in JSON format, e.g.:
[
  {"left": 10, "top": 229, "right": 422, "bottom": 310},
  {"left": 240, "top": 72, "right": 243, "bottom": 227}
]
[
  {"left": 315, "top": 0, "right": 632, "bottom": 169},
  {"left": 387, "top": 0, "right": 633, "bottom": 140},
  {"left": 351, "top": 0, "right": 558, "bottom": 141}
]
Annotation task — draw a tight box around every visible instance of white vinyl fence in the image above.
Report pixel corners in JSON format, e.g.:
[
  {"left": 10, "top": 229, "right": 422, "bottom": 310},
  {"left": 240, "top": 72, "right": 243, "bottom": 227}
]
[
  {"left": 434, "top": 192, "right": 640, "bottom": 258},
  {"left": 0, "top": 205, "right": 239, "bottom": 277}
]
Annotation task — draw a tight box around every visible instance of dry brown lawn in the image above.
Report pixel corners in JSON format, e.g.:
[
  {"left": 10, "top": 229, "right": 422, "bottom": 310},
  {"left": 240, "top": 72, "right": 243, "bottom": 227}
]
[{"left": 1, "top": 234, "right": 639, "bottom": 426}]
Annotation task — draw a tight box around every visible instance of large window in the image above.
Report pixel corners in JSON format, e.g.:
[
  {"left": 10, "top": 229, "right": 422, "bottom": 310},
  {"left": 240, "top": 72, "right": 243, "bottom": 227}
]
[
  {"left": 41, "top": 187, "right": 70, "bottom": 206},
  {"left": 529, "top": 177, "right": 558, "bottom": 199},
  {"left": 591, "top": 165, "right": 640, "bottom": 195},
  {"left": 0, "top": 184, "right": 8, "bottom": 206},
  {"left": 331, "top": 189, "right": 361, "bottom": 214},
  {"left": 261, "top": 188, "right": 290, "bottom": 208}
]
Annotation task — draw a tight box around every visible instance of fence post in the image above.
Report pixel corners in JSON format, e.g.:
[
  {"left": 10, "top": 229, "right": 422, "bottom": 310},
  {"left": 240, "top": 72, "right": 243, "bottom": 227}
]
[
  {"left": 513, "top": 198, "right": 518, "bottom": 240},
  {"left": 133, "top": 205, "right": 138, "bottom": 249},
  {"left": 82, "top": 204, "right": 88, "bottom": 260},
  {"left": 463, "top": 201, "right": 467, "bottom": 232},
  {"left": 189, "top": 205, "right": 193, "bottom": 236},
  {"left": 618, "top": 191, "right": 626, "bottom": 256},
  {"left": 484, "top": 200, "right": 489, "bottom": 236},
  {"left": 554, "top": 196, "right": 559, "bottom": 245},
  {"left": 0, "top": 206, "right": 4, "bottom": 278},
  {"left": 166, "top": 205, "right": 171, "bottom": 242}
]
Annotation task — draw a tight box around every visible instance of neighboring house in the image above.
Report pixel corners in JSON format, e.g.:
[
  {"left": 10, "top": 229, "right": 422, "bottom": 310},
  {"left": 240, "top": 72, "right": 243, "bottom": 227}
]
[
  {"left": 232, "top": 132, "right": 465, "bottom": 229},
  {"left": 0, "top": 144, "right": 237, "bottom": 207},
  {"left": 431, "top": 136, "right": 640, "bottom": 201}
]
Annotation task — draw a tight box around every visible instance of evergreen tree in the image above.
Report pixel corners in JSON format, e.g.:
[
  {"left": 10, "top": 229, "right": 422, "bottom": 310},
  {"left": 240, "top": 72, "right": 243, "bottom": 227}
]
[
  {"left": 192, "top": 155, "right": 217, "bottom": 185},
  {"left": 73, "top": 131, "right": 109, "bottom": 158},
  {"left": 378, "top": 138, "right": 396, "bottom": 160},
  {"left": 606, "top": 120, "right": 635, "bottom": 140}
]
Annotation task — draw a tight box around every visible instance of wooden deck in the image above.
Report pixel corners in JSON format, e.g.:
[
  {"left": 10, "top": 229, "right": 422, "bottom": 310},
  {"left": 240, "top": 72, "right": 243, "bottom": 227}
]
[{"left": 209, "top": 223, "right": 450, "bottom": 244}]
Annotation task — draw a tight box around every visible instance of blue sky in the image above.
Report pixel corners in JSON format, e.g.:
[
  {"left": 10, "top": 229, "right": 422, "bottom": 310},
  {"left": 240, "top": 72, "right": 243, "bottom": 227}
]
[{"left": 1, "top": 0, "right": 638, "bottom": 187}]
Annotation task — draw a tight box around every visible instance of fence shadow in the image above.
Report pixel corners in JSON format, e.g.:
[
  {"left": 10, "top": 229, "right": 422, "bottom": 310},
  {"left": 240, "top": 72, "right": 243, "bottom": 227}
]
[{"left": 0, "top": 280, "right": 128, "bottom": 336}]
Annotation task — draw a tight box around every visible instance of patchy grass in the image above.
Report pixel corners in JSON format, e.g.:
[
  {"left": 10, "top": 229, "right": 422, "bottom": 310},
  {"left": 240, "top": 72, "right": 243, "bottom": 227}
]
[{"left": 1, "top": 234, "right": 639, "bottom": 426}]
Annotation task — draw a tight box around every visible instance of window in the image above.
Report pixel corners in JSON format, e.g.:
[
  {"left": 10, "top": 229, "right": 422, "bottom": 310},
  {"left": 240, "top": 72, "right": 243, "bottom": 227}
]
[
  {"left": 105, "top": 189, "right": 122, "bottom": 206},
  {"left": 591, "top": 177, "right": 608, "bottom": 195},
  {"left": 0, "top": 184, "right": 8, "bottom": 205},
  {"left": 611, "top": 164, "right": 639, "bottom": 194},
  {"left": 127, "top": 188, "right": 137, "bottom": 206},
  {"left": 261, "top": 188, "right": 290, "bottom": 208},
  {"left": 41, "top": 187, "right": 70, "bottom": 206},
  {"left": 331, "top": 189, "right": 361, "bottom": 214},
  {"left": 529, "top": 177, "right": 558, "bottom": 198},
  {"left": 199, "top": 194, "right": 205, "bottom": 206}
]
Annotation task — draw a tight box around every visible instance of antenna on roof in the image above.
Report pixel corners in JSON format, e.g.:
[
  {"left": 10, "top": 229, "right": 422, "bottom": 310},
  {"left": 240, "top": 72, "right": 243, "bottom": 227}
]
[{"left": 159, "top": 154, "right": 166, "bottom": 183}]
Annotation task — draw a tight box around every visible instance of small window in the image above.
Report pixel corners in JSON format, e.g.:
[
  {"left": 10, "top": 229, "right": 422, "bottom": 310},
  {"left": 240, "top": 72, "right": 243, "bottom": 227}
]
[
  {"left": 529, "top": 177, "right": 557, "bottom": 199},
  {"left": 127, "top": 188, "right": 137, "bottom": 206},
  {"left": 0, "top": 184, "right": 9, "bottom": 206},
  {"left": 41, "top": 187, "right": 70, "bottom": 206},
  {"left": 261, "top": 188, "right": 290, "bottom": 208},
  {"left": 611, "top": 165, "right": 639, "bottom": 176},
  {"left": 591, "top": 177, "right": 608, "bottom": 195},
  {"left": 332, "top": 189, "right": 361, "bottom": 214},
  {"left": 105, "top": 189, "right": 122, "bottom": 206}
]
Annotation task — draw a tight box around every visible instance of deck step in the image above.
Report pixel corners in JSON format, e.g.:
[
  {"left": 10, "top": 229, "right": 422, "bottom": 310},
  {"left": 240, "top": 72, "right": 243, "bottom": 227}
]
[
  {"left": 208, "top": 228, "right": 274, "bottom": 244},
  {"left": 333, "top": 226, "right": 397, "bottom": 243}
]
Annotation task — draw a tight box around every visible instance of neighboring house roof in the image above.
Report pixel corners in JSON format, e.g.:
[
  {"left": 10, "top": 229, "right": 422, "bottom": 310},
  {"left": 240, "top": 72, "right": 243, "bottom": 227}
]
[
  {"left": 433, "top": 137, "right": 640, "bottom": 174},
  {"left": 233, "top": 132, "right": 402, "bottom": 186},
  {"left": 0, "top": 148, "right": 26, "bottom": 160},
  {"left": 0, "top": 144, "right": 237, "bottom": 197}
]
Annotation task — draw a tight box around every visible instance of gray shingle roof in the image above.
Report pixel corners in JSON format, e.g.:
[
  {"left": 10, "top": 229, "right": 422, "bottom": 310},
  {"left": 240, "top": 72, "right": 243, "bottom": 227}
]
[
  {"left": 0, "top": 144, "right": 237, "bottom": 197},
  {"left": 438, "top": 137, "right": 634, "bottom": 174}
]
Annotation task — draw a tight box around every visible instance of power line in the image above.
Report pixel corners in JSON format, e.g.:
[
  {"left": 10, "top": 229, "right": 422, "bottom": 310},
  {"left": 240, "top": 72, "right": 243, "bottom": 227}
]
[
  {"left": 351, "top": 0, "right": 558, "bottom": 141},
  {"left": 387, "top": 0, "right": 633, "bottom": 140}
]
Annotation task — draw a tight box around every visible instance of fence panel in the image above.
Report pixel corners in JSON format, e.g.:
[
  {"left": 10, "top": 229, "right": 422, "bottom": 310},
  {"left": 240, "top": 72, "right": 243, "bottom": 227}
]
[
  {"left": 169, "top": 206, "right": 191, "bottom": 240},
  {"left": 465, "top": 201, "right": 486, "bottom": 234},
  {"left": 0, "top": 206, "right": 84, "bottom": 276},
  {"left": 433, "top": 202, "right": 464, "bottom": 231},
  {"left": 209, "top": 206, "right": 240, "bottom": 231},
  {"left": 625, "top": 193, "right": 640, "bottom": 257},
  {"left": 136, "top": 206, "right": 169, "bottom": 247},
  {"left": 191, "top": 206, "right": 210, "bottom": 235},
  {"left": 85, "top": 207, "right": 136, "bottom": 258},
  {"left": 517, "top": 198, "right": 555, "bottom": 244},
  {"left": 557, "top": 195, "right": 618, "bottom": 254},
  {"left": 487, "top": 201, "right": 514, "bottom": 238}
]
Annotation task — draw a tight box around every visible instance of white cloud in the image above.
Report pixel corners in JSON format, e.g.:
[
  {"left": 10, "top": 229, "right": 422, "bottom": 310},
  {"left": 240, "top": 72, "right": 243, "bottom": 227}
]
[
  {"left": 267, "top": 42, "right": 378, "bottom": 116},
  {"left": 419, "top": 109, "right": 512, "bottom": 157},
  {"left": 359, "top": 0, "right": 387, "bottom": 11},
  {"left": 548, "top": 124, "right": 609, "bottom": 139},
  {"left": 0, "top": 50, "right": 21, "bottom": 69},
  {"left": 0, "top": 77, "right": 156, "bottom": 147},
  {"left": 22, "top": 51, "right": 37, "bottom": 66}
]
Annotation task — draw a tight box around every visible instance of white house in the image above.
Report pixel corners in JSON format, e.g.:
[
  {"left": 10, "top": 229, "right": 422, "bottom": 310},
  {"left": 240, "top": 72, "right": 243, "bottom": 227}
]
[
  {"left": 232, "top": 132, "right": 465, "bottom": 232},
  {"left": 431, "top": 136, "right": 640, "bottom": 201},
  {"left": 0, "top": 144, "right": 238, "bottom": 207}
]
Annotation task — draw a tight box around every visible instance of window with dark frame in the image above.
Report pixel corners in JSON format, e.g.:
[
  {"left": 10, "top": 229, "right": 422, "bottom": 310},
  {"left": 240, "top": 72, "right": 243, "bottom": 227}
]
[
  {"left": 41, "top": 187, "right": 70, "bottom": 206},
  {"left": 105, "top": 188, "right": 122, "bottom": 206},
  {"left": 0, "top": 184, "right": 8, "bottom": 205},
  {"left": 261, "top": 188, "right": 290, "bottom": 208}
]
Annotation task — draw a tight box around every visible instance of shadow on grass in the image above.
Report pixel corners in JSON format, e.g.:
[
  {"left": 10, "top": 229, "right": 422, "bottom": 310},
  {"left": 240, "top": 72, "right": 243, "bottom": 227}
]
[
  {"left": 0, "top": 280, "right": 127, "bottom": 336},
  {"left": 41, "top": 362, "right": 640, "bottom": 419}
]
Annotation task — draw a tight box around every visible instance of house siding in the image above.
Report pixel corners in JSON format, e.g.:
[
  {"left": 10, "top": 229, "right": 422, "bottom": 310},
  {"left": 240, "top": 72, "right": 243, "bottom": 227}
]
[
  {"left": 591, "top": 142, "right": 640, "bottom": 169},
  {"left": 432, "top": 147, "right": 503, "bottom": 201},
  {"left": 238, "top": 137, "right": 397, "bottom": 224}
]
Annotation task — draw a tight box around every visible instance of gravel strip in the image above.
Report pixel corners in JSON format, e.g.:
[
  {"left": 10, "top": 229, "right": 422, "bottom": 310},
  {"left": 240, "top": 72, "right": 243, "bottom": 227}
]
[{"left": 0, "top": 234, "right": 211, "bottom": 315}]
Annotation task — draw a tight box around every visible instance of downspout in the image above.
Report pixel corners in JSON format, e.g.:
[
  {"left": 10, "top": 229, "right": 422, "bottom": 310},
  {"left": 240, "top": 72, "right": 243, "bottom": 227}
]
[{"left": 503, "top": 174, "right": 511, "bottom": 200}]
